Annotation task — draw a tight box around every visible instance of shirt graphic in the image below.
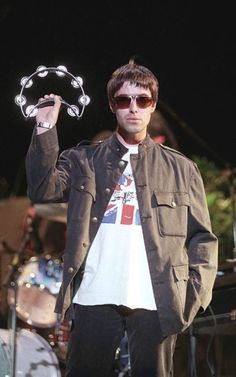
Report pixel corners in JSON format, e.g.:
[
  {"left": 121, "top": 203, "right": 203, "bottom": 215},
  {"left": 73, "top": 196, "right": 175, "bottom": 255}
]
[{"left": 102, "top": 169, "right": 140, "bottom": 225}]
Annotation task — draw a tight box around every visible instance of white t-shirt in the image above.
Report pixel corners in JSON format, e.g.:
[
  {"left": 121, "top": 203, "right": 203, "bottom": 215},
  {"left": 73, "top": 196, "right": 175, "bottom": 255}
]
[{"left": 73, "top": 139, "right": 156, "bottom": 310}]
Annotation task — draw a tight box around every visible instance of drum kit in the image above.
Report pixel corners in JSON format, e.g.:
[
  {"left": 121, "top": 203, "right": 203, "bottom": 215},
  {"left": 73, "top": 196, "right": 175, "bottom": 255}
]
[
  {"left": 0, "top": 200, "right": 69, "bottom": 377},
  {"left": 0, "top": 199, "right": 130, "bottom": 377}
]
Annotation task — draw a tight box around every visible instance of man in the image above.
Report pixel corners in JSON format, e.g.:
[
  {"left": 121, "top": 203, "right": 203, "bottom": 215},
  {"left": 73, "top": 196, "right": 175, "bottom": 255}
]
[{"left": 25, "top": 62, "right": 218, "bottom": 377}]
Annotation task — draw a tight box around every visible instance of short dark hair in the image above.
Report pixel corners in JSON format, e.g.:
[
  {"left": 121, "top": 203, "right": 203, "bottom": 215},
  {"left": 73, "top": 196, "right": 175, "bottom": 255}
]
[{"left": 107, "top": 62, "right": 159, "bottom": 105}]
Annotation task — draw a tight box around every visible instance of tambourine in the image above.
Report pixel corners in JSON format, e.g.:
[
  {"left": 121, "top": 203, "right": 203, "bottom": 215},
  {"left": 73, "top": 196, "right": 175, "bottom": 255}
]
[{"left": 15, "top": 65, "right": 90, "bottom": 120}]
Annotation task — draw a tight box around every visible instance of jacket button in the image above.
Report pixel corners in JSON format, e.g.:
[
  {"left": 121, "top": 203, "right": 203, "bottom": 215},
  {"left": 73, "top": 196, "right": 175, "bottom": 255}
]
[
  {"left": 171, "top": 201, "right": 176, "bottom": 208},
  {"left": 105, "top": 188, "right": 111, "bottom": 194},
  {"left": 68, "top": 267, "right": 74, "bottom": 273},
  {"left": 80, "top": 185, "right": 85, "bottom": 190},
  {"left": 118, "top": 160, "right": 125, "bottom": 167},
  {"left": 91, "top": 216, "right": 98, "bottom": 223}
]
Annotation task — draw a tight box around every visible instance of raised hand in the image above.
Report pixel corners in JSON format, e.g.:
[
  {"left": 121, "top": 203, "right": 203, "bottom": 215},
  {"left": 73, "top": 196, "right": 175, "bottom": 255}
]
[{"left": 36, "top": 94, "right": 62, "bottom": 127}]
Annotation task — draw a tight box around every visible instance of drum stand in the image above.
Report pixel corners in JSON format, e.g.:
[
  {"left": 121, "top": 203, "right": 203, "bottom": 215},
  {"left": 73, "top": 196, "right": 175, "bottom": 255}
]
[{"left": 2, "top": 232, "right": 31, "bottom": 377}]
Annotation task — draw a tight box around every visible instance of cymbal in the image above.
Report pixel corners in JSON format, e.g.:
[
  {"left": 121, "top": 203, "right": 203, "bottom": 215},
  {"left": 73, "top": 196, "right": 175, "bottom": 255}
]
[{"left": 34, "top": 203, "right": 68, "bottom": 223}]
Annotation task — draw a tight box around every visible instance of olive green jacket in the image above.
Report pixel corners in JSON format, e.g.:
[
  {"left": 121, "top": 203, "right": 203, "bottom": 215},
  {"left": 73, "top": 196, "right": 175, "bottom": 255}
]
[{"left": 25, "top": 127, "right": 218, "bottom": 337}]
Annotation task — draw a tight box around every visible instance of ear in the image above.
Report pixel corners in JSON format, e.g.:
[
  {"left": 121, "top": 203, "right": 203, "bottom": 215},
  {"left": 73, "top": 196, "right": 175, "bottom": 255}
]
[
  {"left": 109, "top": 102, "right": 115, "bottom": 113},
  {"left": 151, "top": 102, "right": 157, "bottom": 113}
]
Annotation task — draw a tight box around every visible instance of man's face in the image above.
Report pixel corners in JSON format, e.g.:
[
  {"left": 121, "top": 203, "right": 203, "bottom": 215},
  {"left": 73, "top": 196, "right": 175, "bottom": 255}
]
[{"left": 110, "top": 82, "right": 156, "bottom": 141}]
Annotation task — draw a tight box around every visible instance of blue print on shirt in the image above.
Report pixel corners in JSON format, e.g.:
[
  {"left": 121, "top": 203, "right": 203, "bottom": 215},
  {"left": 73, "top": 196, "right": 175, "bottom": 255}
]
[{"left": 102, "top": 172, "right": 140, "bottom": 225}]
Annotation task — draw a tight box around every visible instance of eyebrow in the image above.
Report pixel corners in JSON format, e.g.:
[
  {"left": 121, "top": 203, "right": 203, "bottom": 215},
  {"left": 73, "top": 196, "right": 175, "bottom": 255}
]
[{"left": 115, "top": 94, "right": 151, "bottom": 97}]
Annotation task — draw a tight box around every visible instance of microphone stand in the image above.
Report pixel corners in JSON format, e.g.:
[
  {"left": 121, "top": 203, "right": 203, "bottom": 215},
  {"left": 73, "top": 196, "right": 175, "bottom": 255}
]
[
  {"left": 188, "top": 324, "right": 198, "bottom": 377},
  {"left": 2, "top": 231, "right": 31, "bottom": 377}
]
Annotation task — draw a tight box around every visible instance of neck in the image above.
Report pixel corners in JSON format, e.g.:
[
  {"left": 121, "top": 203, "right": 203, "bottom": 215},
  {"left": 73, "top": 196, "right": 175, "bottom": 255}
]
[
  {"left": 116, "top": 132, "right": 140, "bottom": 147},
  {"left": 117, "top": 129, "right": 146, "bottom": 145}
]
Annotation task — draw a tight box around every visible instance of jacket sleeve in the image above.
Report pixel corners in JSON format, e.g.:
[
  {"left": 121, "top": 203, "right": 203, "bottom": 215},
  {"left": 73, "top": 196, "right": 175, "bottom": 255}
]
[
  {"left": 186, "top": 161, "right": 218, "bottom": 312},
  {"left": 25, "top": 126, "right": 72, "bottom": 203}
]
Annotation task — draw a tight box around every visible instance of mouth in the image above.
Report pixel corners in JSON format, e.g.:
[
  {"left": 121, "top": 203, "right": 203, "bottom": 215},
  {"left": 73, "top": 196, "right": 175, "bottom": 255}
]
[{"left": 126, "top": 117, "right": 139, "bottom": 121}]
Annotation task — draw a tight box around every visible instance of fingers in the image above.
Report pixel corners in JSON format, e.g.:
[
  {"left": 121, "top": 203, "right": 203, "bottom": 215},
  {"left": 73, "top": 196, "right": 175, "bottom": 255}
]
[
  {"left": 36, "top": 94, "right": 62, "bottom": 125},
  {"left": 37, "top": 94, "right": 62, "bottom": 112},
  {"left": 53, "top": 94, "right": 62, "bottom": 110},
  {"left": 38, "top": 94, "right": 61, "bottom": 104}
]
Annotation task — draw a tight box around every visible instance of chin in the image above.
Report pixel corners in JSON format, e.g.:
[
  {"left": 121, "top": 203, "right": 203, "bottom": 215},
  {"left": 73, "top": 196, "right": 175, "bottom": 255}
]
[{"left": 124, "top": 125, "right": 143, "bottom": 133}]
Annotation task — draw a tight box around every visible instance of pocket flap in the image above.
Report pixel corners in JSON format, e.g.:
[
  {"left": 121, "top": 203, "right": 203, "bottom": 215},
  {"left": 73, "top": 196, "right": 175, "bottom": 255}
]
[
  {"left": 173, "top": 264, "right": 189, "bottom": 281},
  {"left": 154, "top": 191, "right": 190, "bottom": 207}
]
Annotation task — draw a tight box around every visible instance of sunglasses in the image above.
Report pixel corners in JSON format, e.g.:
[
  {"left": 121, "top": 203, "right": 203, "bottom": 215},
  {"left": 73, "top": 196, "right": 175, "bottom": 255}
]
[{"left": 113, "top": 95, "right": 153, "bottom": 109}]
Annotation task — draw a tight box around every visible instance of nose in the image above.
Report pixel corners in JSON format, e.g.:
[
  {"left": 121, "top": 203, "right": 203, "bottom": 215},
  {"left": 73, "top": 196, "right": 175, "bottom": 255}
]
[{"left": 129, "top": 98, "right": 138, "bottom": 113}]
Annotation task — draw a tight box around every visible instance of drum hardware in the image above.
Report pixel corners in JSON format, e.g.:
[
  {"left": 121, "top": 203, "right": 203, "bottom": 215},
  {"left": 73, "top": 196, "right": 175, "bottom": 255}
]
[
  {"left": 5, "top": 254, "right": 64, "bottom": 375},
  {"left": 2, "top": 229, "right": 32, "bottom": 377},
  {"left": 2, "top": 212, "right": 63, "bottom": 375},
  {"left": 1, "top": 200, "right": 67, "bottom": 376}
]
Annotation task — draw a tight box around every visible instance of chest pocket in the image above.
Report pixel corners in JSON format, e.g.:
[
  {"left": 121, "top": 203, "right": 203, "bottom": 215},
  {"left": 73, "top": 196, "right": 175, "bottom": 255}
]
[{"left": 154, "top": 191, "right": 190, "bottom": 237}]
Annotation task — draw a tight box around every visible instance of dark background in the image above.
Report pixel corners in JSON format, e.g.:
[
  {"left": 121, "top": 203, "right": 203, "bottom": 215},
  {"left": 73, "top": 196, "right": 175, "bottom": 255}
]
[{"left": 0, "top": 0, "right": 235, "bottom": 196}]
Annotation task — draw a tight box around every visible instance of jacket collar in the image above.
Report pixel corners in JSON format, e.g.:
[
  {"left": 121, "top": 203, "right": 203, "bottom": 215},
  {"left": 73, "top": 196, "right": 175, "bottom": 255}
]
[{"left": 108, "top": 132, "right": 156, "bottom": 157}]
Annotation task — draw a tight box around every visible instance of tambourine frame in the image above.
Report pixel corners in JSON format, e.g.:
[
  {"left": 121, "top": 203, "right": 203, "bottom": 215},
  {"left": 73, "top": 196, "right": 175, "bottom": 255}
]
[{"left": 15, "top": 65, "right": 90, "bottom": 120}]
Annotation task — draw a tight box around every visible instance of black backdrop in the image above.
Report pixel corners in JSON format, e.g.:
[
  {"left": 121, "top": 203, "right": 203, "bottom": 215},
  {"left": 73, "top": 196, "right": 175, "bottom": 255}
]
[{"left": 0, "top": 1, "right": 235, "bottom": 195}]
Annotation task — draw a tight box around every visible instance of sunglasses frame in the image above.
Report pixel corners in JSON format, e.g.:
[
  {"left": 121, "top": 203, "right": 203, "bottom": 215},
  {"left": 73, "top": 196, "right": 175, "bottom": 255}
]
[{"left": 113, "top": 95, "right": 153, "bottom": 109}]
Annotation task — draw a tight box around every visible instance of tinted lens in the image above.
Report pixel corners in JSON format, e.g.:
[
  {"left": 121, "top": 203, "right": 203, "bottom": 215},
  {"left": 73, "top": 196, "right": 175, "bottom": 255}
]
[
  {"left": 114, "top": 96, "right": 131, "bottom": 109},
  {"left": 114, "top": 96, "right": 153, "bottom": 109},
  {"left": 136, "top": 96, "right": 153, "bottom": 108}
]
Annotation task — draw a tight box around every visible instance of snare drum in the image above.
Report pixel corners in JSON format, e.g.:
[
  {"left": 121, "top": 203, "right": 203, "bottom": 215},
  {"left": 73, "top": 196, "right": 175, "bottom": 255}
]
[
  {"left": 8, "top": 256, "right": 63, "bottom": 328},
  {"left": 0, "top": 328, "right": 61, "bottom": 376}
]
